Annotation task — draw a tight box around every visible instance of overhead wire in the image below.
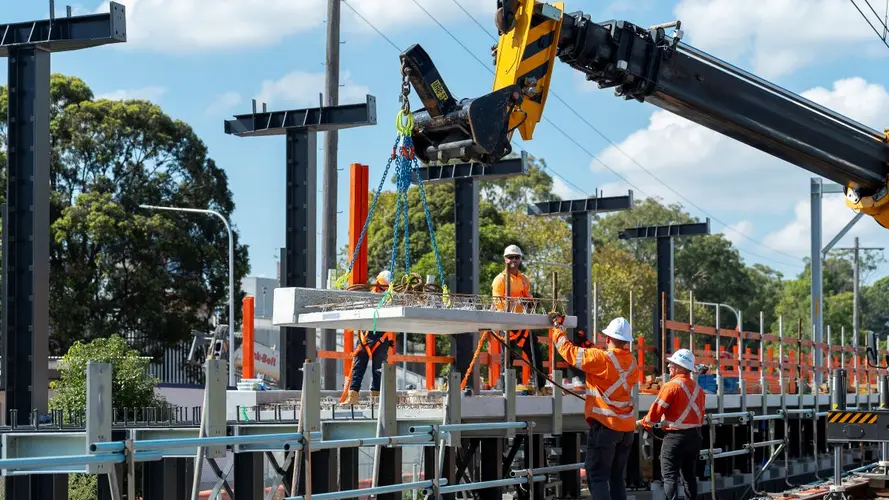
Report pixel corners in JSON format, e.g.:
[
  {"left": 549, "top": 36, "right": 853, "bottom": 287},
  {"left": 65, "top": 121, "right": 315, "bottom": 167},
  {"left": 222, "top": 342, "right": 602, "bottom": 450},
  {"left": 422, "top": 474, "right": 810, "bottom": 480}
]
[
  {"left": 849, "top": 0, "right": 889, "bottom": 49},
  {"left": 440, "top": 0, "right": 805, "bottom": 269}
]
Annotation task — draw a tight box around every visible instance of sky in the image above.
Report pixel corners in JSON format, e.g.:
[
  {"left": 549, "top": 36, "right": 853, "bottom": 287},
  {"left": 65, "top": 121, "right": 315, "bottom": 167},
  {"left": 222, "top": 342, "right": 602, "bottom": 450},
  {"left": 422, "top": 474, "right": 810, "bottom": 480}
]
[{"left": 6, "top": 0, "right": 889, "bottom": 287}]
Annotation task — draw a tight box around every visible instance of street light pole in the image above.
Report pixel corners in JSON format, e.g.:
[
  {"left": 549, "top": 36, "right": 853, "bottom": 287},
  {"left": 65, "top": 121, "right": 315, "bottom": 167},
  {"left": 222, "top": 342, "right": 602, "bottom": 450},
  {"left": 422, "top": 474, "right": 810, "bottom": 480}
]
[{"left": 139, "top": 204, "right": 236, "bottom": 387}]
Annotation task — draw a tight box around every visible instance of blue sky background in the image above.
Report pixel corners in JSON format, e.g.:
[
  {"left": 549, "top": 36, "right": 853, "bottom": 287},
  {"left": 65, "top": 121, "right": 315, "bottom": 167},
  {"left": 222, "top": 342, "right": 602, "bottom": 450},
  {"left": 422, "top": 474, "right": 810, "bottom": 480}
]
[{"left": 6, "top": 0, "right": 889, "bottom": 286}]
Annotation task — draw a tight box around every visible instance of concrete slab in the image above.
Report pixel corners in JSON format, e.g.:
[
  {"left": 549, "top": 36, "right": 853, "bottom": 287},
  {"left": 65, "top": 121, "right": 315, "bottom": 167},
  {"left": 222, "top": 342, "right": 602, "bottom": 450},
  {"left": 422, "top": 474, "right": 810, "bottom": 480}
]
[{"left": 286, "top": 305, "right": 578, "bottom": 334}]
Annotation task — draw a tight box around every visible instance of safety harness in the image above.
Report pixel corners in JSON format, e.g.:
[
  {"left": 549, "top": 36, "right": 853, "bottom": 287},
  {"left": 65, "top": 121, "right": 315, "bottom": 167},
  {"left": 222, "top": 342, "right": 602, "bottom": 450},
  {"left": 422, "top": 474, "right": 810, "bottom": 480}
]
[{"left": 656, "top": 377, "right": 704, "bottom": 430}]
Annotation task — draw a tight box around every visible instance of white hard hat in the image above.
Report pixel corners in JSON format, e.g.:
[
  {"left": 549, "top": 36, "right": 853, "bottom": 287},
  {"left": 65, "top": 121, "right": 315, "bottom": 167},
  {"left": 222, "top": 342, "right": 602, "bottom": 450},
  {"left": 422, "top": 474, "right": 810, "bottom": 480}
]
[
  {"left": 667, "top": 348, "right": 695, "bottom": 372},
  {"left": 504, "top": 245, "right": 523, "bottom": 257},
  {"left": 377, "top": 270, "right": 392, "bottom": 285},
  {"left": 601, "top": 317, "right": 633, "bottom": 342}
]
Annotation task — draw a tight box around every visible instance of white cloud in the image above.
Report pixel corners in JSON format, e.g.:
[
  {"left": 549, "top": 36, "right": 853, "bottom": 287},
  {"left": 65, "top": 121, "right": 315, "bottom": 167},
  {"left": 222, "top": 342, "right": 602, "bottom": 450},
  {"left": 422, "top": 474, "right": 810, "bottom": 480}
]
[
  {"left": 254, "top": 71, "right": 371, "bottom": 109},
  {"left": 93, "top": 0, "right": 494, "bottom": 52},
  {"left": 762, "top": 195, "right": 889, "bottom": 257},
  {"left": 205, "top": 91, "right": 242, "bottom": 115},
  {"left": 674, "top": 0, "right": 886, "bottom": 78},
  {"left": 722, "top": 220, "right": 754, "bottom": 247},
  {"left": 95, "top": 86, "right": 166, "bottom": 101},
  {"left": 552, "top": 176, "right": 586, "bottom": 200},
  {"left": 591, "top": 77, "right": 889, "bottom": 218}
]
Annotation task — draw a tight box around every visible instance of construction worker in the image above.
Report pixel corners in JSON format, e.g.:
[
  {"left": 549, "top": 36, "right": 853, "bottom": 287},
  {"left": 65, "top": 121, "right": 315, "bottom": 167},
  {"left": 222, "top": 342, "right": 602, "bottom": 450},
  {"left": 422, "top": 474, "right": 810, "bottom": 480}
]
[
  {"left": 492, "top": 244, "right": 547, "bottom": 393},
  {"left": 637, "top": 349, "right": 705, "bottom": 500},
  {"left": 550, "top": 313, "right": 638, "bottom": 500},
  {"left": 345, "top": 271, "right": 396, "bottom": 404}
]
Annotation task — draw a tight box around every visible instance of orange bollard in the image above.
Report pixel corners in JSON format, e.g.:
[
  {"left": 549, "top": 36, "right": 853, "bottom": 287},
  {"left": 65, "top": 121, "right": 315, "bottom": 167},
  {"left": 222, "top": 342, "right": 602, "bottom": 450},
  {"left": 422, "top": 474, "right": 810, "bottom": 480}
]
[
  {"left": 243, "top": 296, "right": 255, "bottom": 379},
  {"left": 425, "top": 334, "right": 435, "bottom": 390}
]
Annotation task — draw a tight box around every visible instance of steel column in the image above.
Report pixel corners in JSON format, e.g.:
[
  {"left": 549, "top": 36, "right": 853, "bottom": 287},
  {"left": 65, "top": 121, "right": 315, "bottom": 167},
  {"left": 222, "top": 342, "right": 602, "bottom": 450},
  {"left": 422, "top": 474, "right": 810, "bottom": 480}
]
[
  {"left": 143, "top": 458, "right": 189, "bottom": 500},
  {"left": 453, "top": 177, "right": 479, "bottom": 391},
  {"left": 811, "top": 178, "right": 824, "bottom": 389},
  {"left": 571, "top": 212, "right": 592, "bottom": 346},
  {"left": 656, "top": 237, "right": 674, "bottom": 362},
  {"left": 339, "top": 448, "right": 359, "bottom": 495},
  {"left": 233, "top": 453, "right": 264, "bottom": 499},
  {"left": 478, "top": 438, "right": 504, "bottom": 500},
  {"left": 559, "top": 433, "right": 582, "bottom": 497},
  {"left": 282, "top": 129, "right": 317, "bottom": 390},
  {"left": 4, "top": 44, "right": 53, "bottom": 500}
]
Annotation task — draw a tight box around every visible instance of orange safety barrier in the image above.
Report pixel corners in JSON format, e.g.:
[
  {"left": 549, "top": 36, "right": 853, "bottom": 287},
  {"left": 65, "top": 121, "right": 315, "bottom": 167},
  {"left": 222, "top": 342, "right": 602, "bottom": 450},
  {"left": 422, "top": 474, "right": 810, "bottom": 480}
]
[{"left": 242, "top": 296, "right": 255, "bottom": 379}]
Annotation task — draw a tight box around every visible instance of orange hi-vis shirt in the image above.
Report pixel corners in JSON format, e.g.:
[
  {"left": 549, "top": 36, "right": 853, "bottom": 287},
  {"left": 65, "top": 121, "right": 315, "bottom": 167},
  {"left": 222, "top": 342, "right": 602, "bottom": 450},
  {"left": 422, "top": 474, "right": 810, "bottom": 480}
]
[
  {"left": 640, "top": 373, "right": 705, "bottom": 430},
  {"left": 552, "top": 327, "right": 639, "bottom": 432},
  {"left": 492, "top": 270, "right": 532, "bottom": 313},
  {"left": 355, "top": 278, "right": 395, "bottom": 356}
]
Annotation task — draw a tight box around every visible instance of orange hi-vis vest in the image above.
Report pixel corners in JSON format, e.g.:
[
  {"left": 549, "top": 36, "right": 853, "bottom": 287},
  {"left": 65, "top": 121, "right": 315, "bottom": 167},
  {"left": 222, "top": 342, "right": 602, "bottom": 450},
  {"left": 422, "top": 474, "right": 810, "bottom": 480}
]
[
  {"left": 492, "top": 270, "right": 531, "bottom": 313},
  {"left": 640, "top": 373, "right": 705, "bottom": 430},
  {"left": 552, "top": 327, "right": 638, "bottom": 432}
]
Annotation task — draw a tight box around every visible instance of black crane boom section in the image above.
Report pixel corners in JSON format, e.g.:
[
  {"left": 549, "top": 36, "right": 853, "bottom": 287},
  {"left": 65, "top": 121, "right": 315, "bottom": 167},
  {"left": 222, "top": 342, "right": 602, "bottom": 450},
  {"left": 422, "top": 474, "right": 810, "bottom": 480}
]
[{"left": 556, "top": 14, "right": 889, "bottom": 195}]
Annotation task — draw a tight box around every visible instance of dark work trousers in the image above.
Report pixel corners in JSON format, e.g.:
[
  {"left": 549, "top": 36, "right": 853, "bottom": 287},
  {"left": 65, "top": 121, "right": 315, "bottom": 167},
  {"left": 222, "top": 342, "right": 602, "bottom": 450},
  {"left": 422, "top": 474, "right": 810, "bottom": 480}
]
[
  {"left": 512, "top": 330, "right": 547, "bottom": 389},
  {"left": 349, "top": 337, "right": 389, "bottom": 392},
  {"left": 585, "top": 419, "right": 635, "bottom": 500},
  {"left": 660, "top": 428, "right": 702, "bottom": 500}
]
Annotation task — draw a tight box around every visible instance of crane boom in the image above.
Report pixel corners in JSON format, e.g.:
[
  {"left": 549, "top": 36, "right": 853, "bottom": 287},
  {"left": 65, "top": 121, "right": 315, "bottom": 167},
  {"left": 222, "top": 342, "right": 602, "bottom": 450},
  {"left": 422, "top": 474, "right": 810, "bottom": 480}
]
[{"left": 402, "top": 0, "right": 889, "bottom": 227}]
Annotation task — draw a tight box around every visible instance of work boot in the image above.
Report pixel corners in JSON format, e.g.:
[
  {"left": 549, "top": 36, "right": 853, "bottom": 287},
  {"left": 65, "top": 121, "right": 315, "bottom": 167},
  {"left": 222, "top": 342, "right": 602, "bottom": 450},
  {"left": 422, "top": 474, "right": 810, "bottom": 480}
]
[
  {"left": 345, "top": 390, "right": 359, "bottom": 405},
  {"left": 370, "top": 390, "right": 380, "bottom": 403}
]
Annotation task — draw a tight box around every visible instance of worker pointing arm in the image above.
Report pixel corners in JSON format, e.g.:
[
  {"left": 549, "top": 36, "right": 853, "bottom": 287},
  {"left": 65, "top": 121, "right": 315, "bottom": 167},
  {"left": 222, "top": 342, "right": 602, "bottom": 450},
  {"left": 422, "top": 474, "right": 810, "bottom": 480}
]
[
  {"left": 549, "top": 313, "right": 638, "bottom": 500},
  {"left": 638, "top": 349, "right": 705, "bottom": 500}
]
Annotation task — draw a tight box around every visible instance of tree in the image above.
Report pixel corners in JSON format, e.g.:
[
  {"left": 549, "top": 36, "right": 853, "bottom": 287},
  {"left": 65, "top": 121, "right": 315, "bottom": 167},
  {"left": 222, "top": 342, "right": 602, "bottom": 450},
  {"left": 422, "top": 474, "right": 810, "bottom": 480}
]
[
  {"left": 50, "top": 335, "right": 167, "bottom": 499},
  {"left": 0, "top": 74, "right": 250, "bottom": 353}
]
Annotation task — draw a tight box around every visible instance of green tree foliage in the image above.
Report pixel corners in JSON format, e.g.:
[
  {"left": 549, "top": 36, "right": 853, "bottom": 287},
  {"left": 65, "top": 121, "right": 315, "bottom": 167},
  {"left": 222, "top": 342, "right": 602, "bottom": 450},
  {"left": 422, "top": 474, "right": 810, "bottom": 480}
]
[
  {"left": 0, "top": 74, "right": 250, "bottom": 353},
  {"left": 49, "top": 335, "right": 165, "bottom": 498}
]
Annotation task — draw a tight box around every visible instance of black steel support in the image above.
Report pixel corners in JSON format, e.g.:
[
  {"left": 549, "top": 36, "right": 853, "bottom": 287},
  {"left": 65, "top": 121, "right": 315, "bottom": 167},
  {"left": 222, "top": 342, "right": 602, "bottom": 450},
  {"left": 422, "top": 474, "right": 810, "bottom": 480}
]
[
  {"left": 618, "top": 219, "right": 710, "bottom": 373},
  {"left": 571, "top": 212, "right": 591, "bottom": 347},
  {"left": 0, "top": 5, "right": 125, "bottom": 498},
  {"left": 282, "top": 129, "right": 317, "bottom": 389},
  {"left": 416, "top": 154, "right": 528, "bottom": 391},
  {"left": 453, "top": 177, "right": 479, "bottom": 390},
  {"left": 559, "top": 433, "right": 582, "bottom": 497},
  {"left": 143, "top": 458, "right": 190, "bottom": 500},
  {"left": 234, "top": 453, "right": 264, "bottom": 499},
  {"left": 656, "top": 237, "right": 674, "bottom": 356},
  {"left": 339, "top": 448, "right": 359, "bottom": 494},
  {"left": 478, "top": 438, "right": 504, "bottom": 500},
  {"left": 529, "top": 192, "right": 633, "bottom": 383},
  {"left": 224, "top": 97, "right": 375, "bottom": 391},
  {"left": 378, "top": 446, "right": 404, "bottom": 500}
]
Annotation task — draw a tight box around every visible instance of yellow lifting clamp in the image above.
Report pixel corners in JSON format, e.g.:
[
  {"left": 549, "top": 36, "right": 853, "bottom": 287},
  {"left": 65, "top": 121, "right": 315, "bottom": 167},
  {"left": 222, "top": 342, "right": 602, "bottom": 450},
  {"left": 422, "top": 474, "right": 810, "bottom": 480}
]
[
  {"left": 493, "top": 0, "right": 564, "bottom": 142},
  {"left": 845, "top": 129, "right": 889, "bottom": 229}
]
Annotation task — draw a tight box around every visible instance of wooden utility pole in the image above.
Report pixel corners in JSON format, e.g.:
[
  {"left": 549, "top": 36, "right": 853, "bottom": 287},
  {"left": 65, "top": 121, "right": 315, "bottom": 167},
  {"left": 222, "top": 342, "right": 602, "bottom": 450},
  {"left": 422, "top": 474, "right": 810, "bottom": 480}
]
[{"left": 321, "top": 0, "right": 342, "bottom": 390}]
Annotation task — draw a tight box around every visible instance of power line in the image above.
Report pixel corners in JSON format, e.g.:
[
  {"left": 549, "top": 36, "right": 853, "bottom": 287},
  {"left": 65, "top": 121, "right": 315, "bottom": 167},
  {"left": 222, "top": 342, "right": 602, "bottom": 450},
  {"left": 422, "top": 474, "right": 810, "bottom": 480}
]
[
  {"left": 849, "top": 0, "right": 889, "bottom": 49},
  {"left": 444, "top": 0, "right": 804, "bottom": 268}
]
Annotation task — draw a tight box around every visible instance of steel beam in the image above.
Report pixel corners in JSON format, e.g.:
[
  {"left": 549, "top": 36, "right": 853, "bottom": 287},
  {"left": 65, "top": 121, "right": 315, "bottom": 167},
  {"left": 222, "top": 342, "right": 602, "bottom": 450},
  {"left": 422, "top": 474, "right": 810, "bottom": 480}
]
[
  {"left": 0, "top": 3, "right": 126, "bottom": 56},
  {"left": 528, "top": 192, "right": 634, "bottom": 216},
  {"left": 619, "top": 220, "right": 710, "bottom": 374},
  {"left": 223, "top": 96, "right": 376, "bottom": 136},
  {"left": 224, "top": 97, "right": 376, "bottom": 390},
  {"left": 454, "top": 178, "right": 479, "bottom": 391},
  {"left": 414, "top": 155, "right": 527, "bottom": 184}
]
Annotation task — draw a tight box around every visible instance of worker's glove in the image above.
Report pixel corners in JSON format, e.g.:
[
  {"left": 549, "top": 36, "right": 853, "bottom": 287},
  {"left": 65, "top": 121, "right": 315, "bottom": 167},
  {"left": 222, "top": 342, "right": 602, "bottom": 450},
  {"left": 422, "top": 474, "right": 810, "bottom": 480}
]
[{"left": 548, "top": 312, "right": 565, "bottom": 327}]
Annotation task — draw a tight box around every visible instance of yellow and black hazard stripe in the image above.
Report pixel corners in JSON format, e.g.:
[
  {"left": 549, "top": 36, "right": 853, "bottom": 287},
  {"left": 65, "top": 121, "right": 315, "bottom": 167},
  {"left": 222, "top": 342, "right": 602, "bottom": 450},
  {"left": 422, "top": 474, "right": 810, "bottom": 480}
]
[
  {"left": 516, "top": 15, "right": 558, "bottom": 102},
  {"left": 828, "top": 411, "right": 879, "bottom": 424}
]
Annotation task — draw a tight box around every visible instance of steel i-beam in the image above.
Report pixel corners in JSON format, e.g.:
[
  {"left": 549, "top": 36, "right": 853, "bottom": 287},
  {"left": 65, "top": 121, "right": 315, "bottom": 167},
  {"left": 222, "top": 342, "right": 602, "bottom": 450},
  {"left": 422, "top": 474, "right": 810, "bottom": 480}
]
[
  {"left": 618, "top": 219, "right": 711, "bottom": 374},
  {"left": 0, "top": 4, "right": 126, "bottom": 499},
  {"left": 415, "top": 154, "right": 527, "bottom": 392},
  {"left": 224, "top": 95, "right": 376, "bottom": 391}
]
